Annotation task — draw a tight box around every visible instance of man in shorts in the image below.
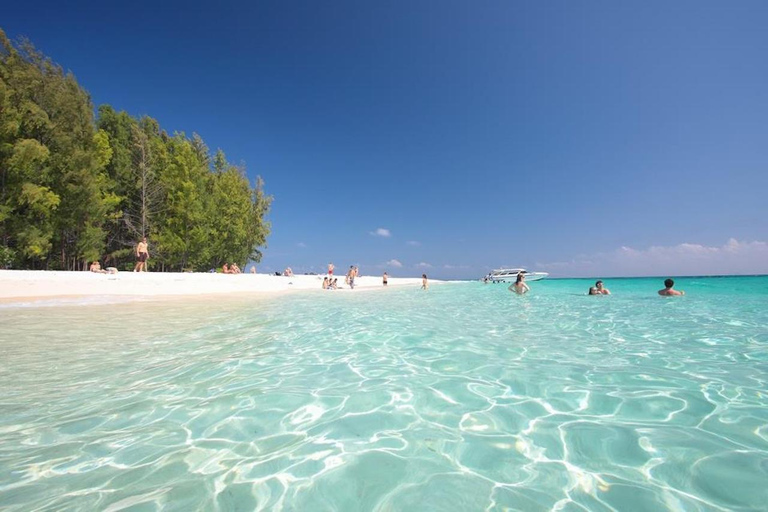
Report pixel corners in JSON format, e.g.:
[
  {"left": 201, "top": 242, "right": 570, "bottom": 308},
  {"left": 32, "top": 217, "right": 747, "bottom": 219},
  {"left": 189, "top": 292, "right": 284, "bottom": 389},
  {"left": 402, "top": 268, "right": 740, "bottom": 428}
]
[{"left": 134, "top": 237, "right": 149, "bottom": 272}]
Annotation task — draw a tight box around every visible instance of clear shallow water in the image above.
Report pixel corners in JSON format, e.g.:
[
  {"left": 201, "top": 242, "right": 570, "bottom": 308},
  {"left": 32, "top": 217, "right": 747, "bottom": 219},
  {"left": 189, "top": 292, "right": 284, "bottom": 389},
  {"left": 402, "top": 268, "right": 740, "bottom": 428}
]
[{"left": 1, "top": 277, "right": 767, "bottom": 511}]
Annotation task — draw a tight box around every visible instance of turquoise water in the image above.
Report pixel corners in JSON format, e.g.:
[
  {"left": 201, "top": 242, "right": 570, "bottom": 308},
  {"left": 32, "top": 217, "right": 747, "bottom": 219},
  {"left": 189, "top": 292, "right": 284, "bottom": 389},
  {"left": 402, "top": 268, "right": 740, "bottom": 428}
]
[{"left": 1, "top": 276, "right": 767, "bottom": 511}]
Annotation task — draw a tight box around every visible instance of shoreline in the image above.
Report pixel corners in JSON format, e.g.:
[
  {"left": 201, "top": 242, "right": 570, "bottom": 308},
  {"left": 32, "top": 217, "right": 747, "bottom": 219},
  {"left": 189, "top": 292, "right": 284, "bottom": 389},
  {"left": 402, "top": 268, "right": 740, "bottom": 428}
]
[{"left": 0, "top": 270, "right": 441, "bottom": 305}]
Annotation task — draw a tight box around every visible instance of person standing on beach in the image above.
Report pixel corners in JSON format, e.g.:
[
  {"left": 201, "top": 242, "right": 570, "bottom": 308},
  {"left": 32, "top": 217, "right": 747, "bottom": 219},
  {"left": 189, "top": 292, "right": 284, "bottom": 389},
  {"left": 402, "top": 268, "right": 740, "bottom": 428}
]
[
  {"left": 348, "top": 266, "right": 357, "bottom": 289},
  {"left": 134, "top": 237, "right": 149, "bottom": 272},
  {"left": 421, "top": 274, "right": 429, "bottom": 290},
  {"left": 510, "top": 272, "right": 530, "bottom": 295},
  {"left": 658, "top": 278, "right": 685, "bottom": 296},
  {"left": 328, "top": 263, "right": 334, "bottom": 276},
  {"left": 383, "top": 272, "right": 388, "bottom": 286}
]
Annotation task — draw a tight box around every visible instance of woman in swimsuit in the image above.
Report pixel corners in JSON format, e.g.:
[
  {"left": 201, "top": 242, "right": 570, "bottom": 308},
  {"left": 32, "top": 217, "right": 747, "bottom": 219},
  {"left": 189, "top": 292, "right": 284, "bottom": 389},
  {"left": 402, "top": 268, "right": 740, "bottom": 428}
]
[{"left": 510, "top": 272, "right": 530, "bottom": 295}]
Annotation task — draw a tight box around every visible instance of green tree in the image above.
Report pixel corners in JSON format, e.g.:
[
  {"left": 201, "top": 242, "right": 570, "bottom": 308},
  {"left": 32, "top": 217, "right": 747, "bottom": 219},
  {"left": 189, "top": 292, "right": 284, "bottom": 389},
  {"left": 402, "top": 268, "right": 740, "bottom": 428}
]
[
  {"left": 0, "top": 28, "right": 271, "bottom": 270},
  {"left": 153, "top": 134, "right": 210, "bottom": 271}
]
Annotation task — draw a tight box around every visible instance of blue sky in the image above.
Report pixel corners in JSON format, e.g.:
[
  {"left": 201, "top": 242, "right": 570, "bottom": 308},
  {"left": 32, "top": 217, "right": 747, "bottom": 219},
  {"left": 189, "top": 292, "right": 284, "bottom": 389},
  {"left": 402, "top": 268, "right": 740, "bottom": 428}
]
[{"left": 4, "top": 1, "right": 767, "bottom": 278}]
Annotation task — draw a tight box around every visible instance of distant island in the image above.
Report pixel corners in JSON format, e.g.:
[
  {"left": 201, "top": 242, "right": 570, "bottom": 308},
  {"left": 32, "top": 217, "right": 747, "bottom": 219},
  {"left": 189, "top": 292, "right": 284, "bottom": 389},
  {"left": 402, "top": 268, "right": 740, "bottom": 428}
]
[{"left": 0, "top": 28, "right": 272, "bottom": 272}]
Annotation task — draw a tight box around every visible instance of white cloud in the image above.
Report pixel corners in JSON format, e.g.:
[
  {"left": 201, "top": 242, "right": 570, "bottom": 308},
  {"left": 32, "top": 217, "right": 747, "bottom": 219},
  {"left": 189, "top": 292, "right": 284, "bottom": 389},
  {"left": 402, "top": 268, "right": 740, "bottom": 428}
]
[
  {"left": 385, "top": 259, "right": 403, "bottom": 268},
  {"left": 415, "top": 262, "right": 432, "bottom": 268},
  {"left": 443, "top": 264, "right": 470, "bottom": 270},
  {"left": 538, "top": 238, "right": 768, "bottom": 278},
  {"left": 407, "top": 240, "right": 420, "bottom": 246},
  {"left": 296, "top": 242, "right": 306, "bottom": 248},
  {"left": 370, "top": 228, "right": 391, "bottom": 237}
]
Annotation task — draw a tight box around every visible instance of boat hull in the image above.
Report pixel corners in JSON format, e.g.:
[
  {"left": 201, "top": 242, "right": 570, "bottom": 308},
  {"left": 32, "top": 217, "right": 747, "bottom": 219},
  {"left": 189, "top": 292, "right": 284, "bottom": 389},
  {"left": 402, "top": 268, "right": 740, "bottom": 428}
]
[{"left": 486, "top": 269, "right": 549, "bottom": 283}]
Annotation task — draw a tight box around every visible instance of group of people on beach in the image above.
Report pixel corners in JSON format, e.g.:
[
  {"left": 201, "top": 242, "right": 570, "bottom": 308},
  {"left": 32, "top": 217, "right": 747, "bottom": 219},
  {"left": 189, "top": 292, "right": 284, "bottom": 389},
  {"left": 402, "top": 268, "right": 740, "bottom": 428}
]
[
  {"left": 323, "top": 263, "right": 360, "bottom": 290},
  {"left": 89, "top": 261, "right": 118, "bottom": 274},
  {"left": 128, "top": 236, "right": 252, "bottom": 275},
  {"left": 108, "top": 240, "right": 686, "bottom": 298},
  {"left": 509, "top": 272, "right": 685, "bottom": 296},
  {"left": 89, "top": 237, "right": 148, "bottom": 274},
  {"left": 322, "top": 276, "right": 339, "bottom": 289},
  {"left": 221, "top": 263, "right": 242, "bottom": 274},
  {"left": 323, "top": 264, "right": 428, "bottom": 290}
]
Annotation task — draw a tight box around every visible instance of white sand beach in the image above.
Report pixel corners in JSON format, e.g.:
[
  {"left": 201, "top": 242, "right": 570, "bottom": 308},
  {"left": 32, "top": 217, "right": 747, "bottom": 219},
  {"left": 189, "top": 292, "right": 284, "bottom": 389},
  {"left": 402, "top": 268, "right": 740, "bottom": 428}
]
[{"left": 0, "top": 270, "right": 436, "bottom": 302}]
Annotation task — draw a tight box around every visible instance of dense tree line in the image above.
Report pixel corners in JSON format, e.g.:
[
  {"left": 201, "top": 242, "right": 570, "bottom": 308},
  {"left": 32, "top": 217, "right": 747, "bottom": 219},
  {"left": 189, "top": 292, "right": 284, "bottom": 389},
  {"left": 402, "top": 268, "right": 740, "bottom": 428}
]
[{"left": 0, "top": 29, "right": 271, "bottom": 271}]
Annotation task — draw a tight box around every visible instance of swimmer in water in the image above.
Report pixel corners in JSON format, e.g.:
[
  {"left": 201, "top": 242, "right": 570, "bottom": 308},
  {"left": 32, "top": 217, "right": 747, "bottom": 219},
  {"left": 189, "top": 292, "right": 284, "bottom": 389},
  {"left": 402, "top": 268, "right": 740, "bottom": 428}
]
[
  {"left": 658, "top": 278, "right": 685, "bottom": 296},
  {"left": 510, "top": 272, "right": 530, "bottom": 295}
]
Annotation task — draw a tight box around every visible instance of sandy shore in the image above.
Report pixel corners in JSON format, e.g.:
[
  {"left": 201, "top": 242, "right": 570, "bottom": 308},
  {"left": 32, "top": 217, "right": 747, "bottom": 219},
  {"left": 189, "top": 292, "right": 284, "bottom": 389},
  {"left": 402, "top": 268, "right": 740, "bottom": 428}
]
[{"left": 0, "top": 270, "right": 436, "bottom": 302}]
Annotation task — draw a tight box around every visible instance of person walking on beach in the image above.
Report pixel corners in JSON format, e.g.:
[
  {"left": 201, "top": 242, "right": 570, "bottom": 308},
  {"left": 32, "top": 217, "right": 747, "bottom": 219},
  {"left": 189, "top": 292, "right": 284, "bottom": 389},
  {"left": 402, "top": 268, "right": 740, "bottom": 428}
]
[
  {"left": 346, "top": 265, "right": 353, "bottom": 285},
  {"left": 383, "top": 272, "right": 388, "bottom": 286},
  {"left": 421, "top": 274, "right": 429, "bottom": 290},
  {"left": 510, "top": 272, "right": 530, "bottom": 295},
  {"left": 349, "top": 266, "right": 357, "bottom": 289},
  {"left": 658, "top": 278, "right": 685, "bottom": 296},
  {"left": 134, "top": 237, "right": 149, "bottom": 272}
]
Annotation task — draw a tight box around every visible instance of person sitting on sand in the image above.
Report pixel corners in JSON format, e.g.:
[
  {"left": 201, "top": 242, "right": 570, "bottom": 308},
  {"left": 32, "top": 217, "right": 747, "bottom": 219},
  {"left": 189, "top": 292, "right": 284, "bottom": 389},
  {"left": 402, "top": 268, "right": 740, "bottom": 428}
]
[
  {"left": 331, "top": 278, "right": 338, "bottom": 289},
  {"left": 284, "top": 267, "right": 293, "bottom": 277},
  {"left": 658, "top": 278, "right": 685, "bottom": 296},
  {"left": 231, "top": 263, "right": 241, "bottom": 274},
  {"left": 422, "top": 274, "right": 429, "bottom": 290},
  {"left": 510, "top": 272, "right": 530, "bottom": 295},
  {"left": 322, "top": 276, "right": 329, "bottom": 289},
  {"left": 222, "top": 263, "right": 231, "bottom": 274},
  {"left": 90, "top": 261, "right": 107, "bottom": 274},
  {"left": 250, "top": 266, "right": 256, "bottom": 274}
]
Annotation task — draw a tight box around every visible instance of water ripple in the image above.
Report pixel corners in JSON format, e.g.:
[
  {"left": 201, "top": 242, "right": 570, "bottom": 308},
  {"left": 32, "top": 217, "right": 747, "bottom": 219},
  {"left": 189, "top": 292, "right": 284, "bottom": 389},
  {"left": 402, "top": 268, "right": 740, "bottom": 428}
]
[{"left": 1, "top": 278, "right": 767, "bottom": 510}]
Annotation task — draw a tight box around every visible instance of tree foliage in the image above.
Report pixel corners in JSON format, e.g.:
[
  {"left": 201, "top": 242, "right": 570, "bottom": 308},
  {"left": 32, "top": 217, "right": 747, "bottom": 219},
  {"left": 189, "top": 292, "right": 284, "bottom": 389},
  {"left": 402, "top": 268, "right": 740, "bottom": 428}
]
[{"left": 0, "top": 28, "right": 271, "bottom": 270}]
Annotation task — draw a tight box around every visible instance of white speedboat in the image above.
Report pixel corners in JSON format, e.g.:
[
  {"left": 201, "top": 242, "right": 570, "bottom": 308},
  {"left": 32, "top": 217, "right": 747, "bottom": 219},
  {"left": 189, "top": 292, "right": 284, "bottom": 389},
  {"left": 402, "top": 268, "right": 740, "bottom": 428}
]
[{"left": 484, "top": 268, "right": 548, "bottom": 283}]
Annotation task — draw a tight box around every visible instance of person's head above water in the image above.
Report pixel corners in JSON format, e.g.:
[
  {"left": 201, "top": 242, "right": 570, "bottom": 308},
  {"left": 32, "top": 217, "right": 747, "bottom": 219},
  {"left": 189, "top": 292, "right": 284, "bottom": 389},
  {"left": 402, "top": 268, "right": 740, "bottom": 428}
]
[
  {"left": 596, "top": 280, "right": 603, "bottom": 287},
  {"left": 516, "top": 273, "right": 525, "bottom": 283},
  {"left": 664, "top": 278, "right": 674, "bottom": 288}
]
